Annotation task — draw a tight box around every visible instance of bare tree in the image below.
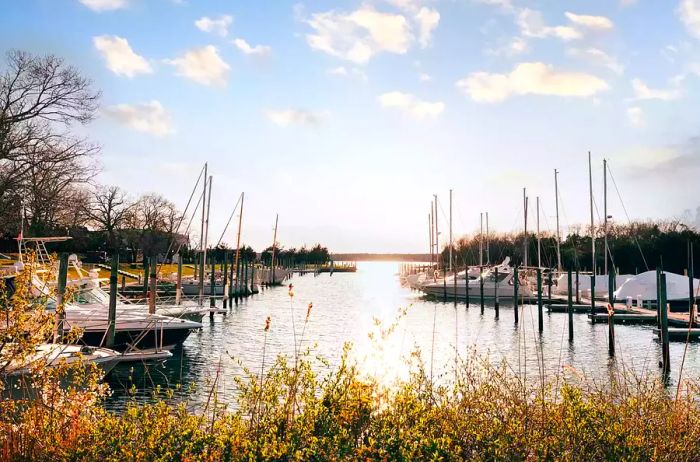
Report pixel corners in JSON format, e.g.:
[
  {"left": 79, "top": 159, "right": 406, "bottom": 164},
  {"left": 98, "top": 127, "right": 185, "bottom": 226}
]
[
  {"left": 83, "top": 185, "right": 134, "bottom": 250},
  {"left": 0, "top": 50, "right": 100, "bottom": 234}
]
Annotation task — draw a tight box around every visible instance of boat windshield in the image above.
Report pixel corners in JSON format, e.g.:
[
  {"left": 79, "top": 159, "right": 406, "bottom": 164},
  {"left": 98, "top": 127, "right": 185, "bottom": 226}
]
[
  {"left": 483, "top": 270, "right": 510, "bottom": 283},
  {"left": 71, "top": 287, "right": 109, "bottom": 305}
]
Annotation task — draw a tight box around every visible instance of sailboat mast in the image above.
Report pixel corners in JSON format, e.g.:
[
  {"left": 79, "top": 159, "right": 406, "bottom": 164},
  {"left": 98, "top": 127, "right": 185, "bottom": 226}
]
[
  {"left": 434, "top": 195, "right": 439, "bottom": 271},
  {"left": 603, "top": 158, "right": 608, "bottom": 275},
  {"left": 554, "top": 169, "right": 562, "bottom": 271},
  {"left": 589, "top": 152, "right": 596, "bottom": 276},
  {"left": 486, "top": 212, "right": 490, "bottom": 264},
  {"left": 449, "top": 189, "right": 453, "bottom": 273},
  {"left": 428, "top": 211, "right": 433, "bottom": 269},
  {"left": 233, "top": 192, "right": 244, "bottom": 289},
  {"left": 479, "top": 213, "right": 483, "bottom": 266},
  {"left": 270, "top": 214, "right": 279, "bottom": 284},
  {"left": 523, "top": 188, "right": 528, "bottom": 268},
  {"left": 198, "top": 163, "right": 208, "bottom": 304},
  {"left": 537, "top": 196, "right": 541, "bottom": 268}
]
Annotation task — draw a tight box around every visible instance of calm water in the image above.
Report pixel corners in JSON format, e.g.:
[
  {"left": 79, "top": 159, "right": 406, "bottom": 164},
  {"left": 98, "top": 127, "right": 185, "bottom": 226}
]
[{"left": 105, "top": 261, "right": 700, "bottom": 410}]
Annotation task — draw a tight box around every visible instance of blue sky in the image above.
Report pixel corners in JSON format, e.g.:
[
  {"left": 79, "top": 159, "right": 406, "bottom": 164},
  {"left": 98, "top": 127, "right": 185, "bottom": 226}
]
[{"left": 2, "top": 0, "right": 700, "bottom": 252}]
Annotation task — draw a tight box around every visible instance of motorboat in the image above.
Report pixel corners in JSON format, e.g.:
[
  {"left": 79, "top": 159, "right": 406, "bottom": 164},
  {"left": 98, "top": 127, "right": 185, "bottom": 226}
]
[{"left": 614, "top": 270, "right": 699, "bottom": 307}]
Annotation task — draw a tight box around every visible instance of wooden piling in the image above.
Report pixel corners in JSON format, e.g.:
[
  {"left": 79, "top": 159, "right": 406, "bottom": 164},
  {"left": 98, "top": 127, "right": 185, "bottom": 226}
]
[
  {"left": 547, "top": 270, "right": 552, "bottom": 304},
  {"left": 223, "top": 252, "right": 228, "bottom": 308},
  {"left": 567, "top": 268, "right": 573, "bottom": 341},
  {"left": 142, "top": 256, "right": 149, "bottom": 297},
  {"left": 210, "top": 259, "right": 216, "bottom": 313},
  {"left": 480, "top": 266, "right": 485, "bottom": 314},
  {"left": 660, "top": 272, "right": 670, "bottom": 377},
  {"left": 607, "top": 268, "right": 615, "bottom": 357},
  {"left": 514, "top": 266, "right": 519, "bottom": 324},
  {"left": 590, "top": 273, "right": 596, "bottom": 317},
  {"left": 107, "top": 254, "right": 118, "bottom": 348},
  {"left": 465, "top": 265, "right": 470, "bottom": 306},
  {"left": 176, "top": 255, "right": 182, "bottom": 305},
  {"left": 537, "top": 268, "right": 543, "bottom": 332},
  {"left": 148, "top": 257, "right": 156, "bottom": 314},
  {"left": 54, "top": 252, "right": 69, "bottom": 343},
  {"left": 494, "top": 267, "right": 500, "bottom": 318}
]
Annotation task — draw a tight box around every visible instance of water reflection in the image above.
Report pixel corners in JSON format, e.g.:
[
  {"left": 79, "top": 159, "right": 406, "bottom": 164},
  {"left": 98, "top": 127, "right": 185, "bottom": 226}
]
[{"left": 105, "top": 261, "right": 700, "bottom": 410}]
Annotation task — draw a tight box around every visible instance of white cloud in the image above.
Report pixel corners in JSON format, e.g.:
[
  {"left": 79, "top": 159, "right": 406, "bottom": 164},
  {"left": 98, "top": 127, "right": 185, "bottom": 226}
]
[
  {"left": 93, "top": 35, "right": 152, "bottom": 78},
  {"left": 620, "top": 0, "right": 637, "bottom": 6},
  {"left": 627, "top": 107, "right": 644, "bottom": 127},
  {"left": 79, "top": 0, "right": 128, "bottom": 12},
  {"left": 305, "top": 7, "right": 412, "bottom": 64},
  {"left": 419, "top": 72, "right": 432, "bottom": 82},
  {"left": 233, "top": 38, "right": 272, "bottom": 56},
  {"left": 166, "top": 45, "right": 230, "bottom": 87},
  {"left": 265, "top": 109, "right": 327, "bottom": 126},
  {"left": 105, "top": 101, "right": 173, "bottom": 136},
  {"left": 195, "top": 15, "right": 233, "bottom": 37},
  {"left": 456, "top": 62, "right": 609, "bottom": 103},
  {"left": 679, "top": 0, "right": 700, "bottom": 38},
  {"left": 378, "top": 91, "right": 444, "bottom": 118},
  {"left": 486, "top": 36, "right": 529, "bottom": 56},
  {"left": 564, "top": 12, "right": 614, "bottom": 31},
  {"left": 415, "top": 7, "right": 440, "bottom": 48},
  {"left": 473, "top": 0, "right": 513, "bottom": 12},
  {"left": 327, "top": 66, "right": 368, "bottom": 81},
  {"left": 517, "top": 9, "right": 581, "bottom": 41},
  {"left": 568, "top": 48, "right": 623, "bottom": 74},
  {"left": 631, "top": 78, "right": 682, "bottom": 101}
]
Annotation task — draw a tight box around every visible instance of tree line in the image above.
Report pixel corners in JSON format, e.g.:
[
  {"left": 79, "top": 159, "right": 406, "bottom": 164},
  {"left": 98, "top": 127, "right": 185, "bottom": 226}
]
[{"left": 439, "top": 220, "right": 700, "bottom": 275}]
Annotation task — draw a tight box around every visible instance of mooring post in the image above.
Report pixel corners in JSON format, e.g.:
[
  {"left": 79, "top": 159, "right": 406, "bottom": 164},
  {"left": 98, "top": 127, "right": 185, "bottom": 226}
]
[
  {"left": 575, "top": 269, "right": 580, "bottom": 304},
  {"left": 251, "top": 263, "right": 256, "bottom": 294},
  {"left": 480, "top": 266, "right": 485, "bottom": 314},
  {"left": 443, "top": 268, "right": 447, "bottom": 301},
  {"left": 235, "top": 249, "right": 241, "bottom": 299},
  {"left": 121, "top": 275, "right": 125, "bottom": 291},
  {"left": 514, "top": 266, "right": 519, "bottom": 324},
  {"left": 465, "top": 265, "right": 470, "bottom": 306},
  {"left": 608, "top": 268, "right": 615, "bottom": 357},
  {"left": 537, "top": 268, "right": 543, "bottom": 332},
  {"left": 54, "top": 252, "right": 69, "bottom": 343},
  {"left": 494, "top": 267, "right": 500, "bottom": 318},
  {"left": 244, "top": 260, "right": 249, "bottom": 296},
  {"left": 210, "top": 258, "right": 216, "bottom": 313},
  {"left": 688, "top": 241, "right": 695, "bottom": 328},
  {"left": 223, "top": 252, "right": 228, "bottom": 309},
  {"left": 107, "top": 254, "right": 118, "bottom": 348},
  {"left": 228, "top": 254, "right": 234, "bottom": 302},
  {"left": 148, "top": 257, "right": 157, "bottom": 314},
  {"left": 656, "top": 268, "right": 662, "bottom": 329},
  {"left": 567, "top": 268, "right": 573, "bottom": 342},
  {"left": 660, "top": 272, "right": 670, "bottom": 377},
  {"left": 193, "top": 254, "right": 198, "bottom": 282},
  {"left": 142, "top": 256, "right": 149, "bottom": 297},
  {"left": 547, "top": 270, "right": 552, "bottom": 304},
  {"left": 590, "top": 273, "right": 596, "bottom": 318},
  {"left": 176, "top": 254, "right": 182, "bottom": 305}
]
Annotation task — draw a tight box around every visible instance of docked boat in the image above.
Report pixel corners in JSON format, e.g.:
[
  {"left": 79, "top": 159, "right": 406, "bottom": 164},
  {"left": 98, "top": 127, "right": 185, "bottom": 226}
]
[
  {"left": 421, "top": 258, "right": 534, "bottom": 300},
  {"left": 614, "top": 270, "right": 699, "bottom": 308}
]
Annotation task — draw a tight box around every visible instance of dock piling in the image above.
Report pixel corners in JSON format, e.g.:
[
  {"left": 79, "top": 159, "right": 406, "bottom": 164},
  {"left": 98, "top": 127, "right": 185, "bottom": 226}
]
[
  {"left": 54, "top": 252, "right": 69, "bottom": 343},
  {"left": 567, "top": 268, "right": 573, "bottom": 341},
  {"left": 660, "top": 272, "right": 670, "bottom": 378},
  {"left": 494, "top": 267, "right": 499, "bottom": 319},
  {"left": 480, "top": 266, "right": 484, "bottom": 314},
  {"left": 514, "top": 266, "right": 519, "bottom": 324},
  {"left": 107, "top": 254, "right": 118, "bottom": 348},
  {"left": 537, "top": 268, "right": 543, "bottom": 332},
  {"left": 607, "top": 268, "right": 615, "bottom": 357}
]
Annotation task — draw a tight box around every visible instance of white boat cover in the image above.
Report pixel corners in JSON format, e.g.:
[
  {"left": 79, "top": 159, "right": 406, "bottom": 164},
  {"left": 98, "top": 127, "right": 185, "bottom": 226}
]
[{"left": 614, "top": 270, "right": 700, "bottom": 301}]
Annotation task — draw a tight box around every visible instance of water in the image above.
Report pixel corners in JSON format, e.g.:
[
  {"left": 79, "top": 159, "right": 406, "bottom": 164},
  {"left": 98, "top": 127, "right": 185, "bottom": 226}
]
[{"left": 105, "top": 261, "right": 700, "bottom": 410}]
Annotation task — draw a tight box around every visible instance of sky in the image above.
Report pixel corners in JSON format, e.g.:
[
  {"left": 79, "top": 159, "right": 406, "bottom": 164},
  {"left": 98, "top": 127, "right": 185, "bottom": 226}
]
[{"left": 2, "top": 0, "right": 700, "bottom": 253}]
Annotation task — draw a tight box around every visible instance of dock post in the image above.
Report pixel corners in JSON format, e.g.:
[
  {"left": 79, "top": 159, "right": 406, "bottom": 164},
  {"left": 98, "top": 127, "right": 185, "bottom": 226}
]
[
  {"left": 210, "top": 258, "right": 216, "bottom": 314},
  {"left": 494, "top": 267, "right": 499, "bottom": 319},
  {"left": 480, "top": 266, "right": 485, "bottom": 314},
  {"left": 465, "top": 265, "right": 470, "bottom": 306},
  {"left": 537, "top": 269, "right": 543, "bottom": 332},
  {"left": 660, "top": 272, "right": 670, "bottom": 378},
  {"left": 228, "top": 254, "right": 234, "bottom": 303},
  {"left": 443, "top": 270, "right": 447, "bottom": 301},
  {"left": 244, "top": 260, "right": 249, "bottom": 296},
  {"left": 121, "top": 275, "right": 125, "bottom": 291},
  {"left": 607, "top": 268, "right": 615, "bottom": 357},
  {"left": 235, "top": 249, "right": 241, "bottom": 300},
  {"left": 547, "top": 270, "right": 552, "bottom": 304},
  {"left": 567, "top": 268, "right": 573, "bottom": 342},
  {"left": 689, "top": 242, "right": 695, "bottom": 328},
  {"left": 223, "top": 252, "right": 228, "bottom": 309},
  {"left": 107, "top": 254, "right": 118, "bottom": 348},
  {"left": 575, "top": 269, "right": 580, "bottom": 304},
  {"left": 148, "top": 257, "right": 156, "bottom": 314},
  {"left": 54, "top": 252, "right": 69, "bottom": 343},
  {"left": 251, "top": 264, "right": 256, "bottom": 294},
  {"left": 656, "top": 268, "right": 662, "bottom": 329},
  {"left": 142, "top": 256, "right": 149, "bottom": 297},
  {"left": 514, "top": 266, "right": 519, "bottom": 324},
  {"left": 590, "top": 273, "right": 596, "bottom": 317},
  {"left": 193, "top": 255, "right": 198, "bottom": 281},
  {"left": 176, "top": 254, "right": 182, "bottom": 305}
]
